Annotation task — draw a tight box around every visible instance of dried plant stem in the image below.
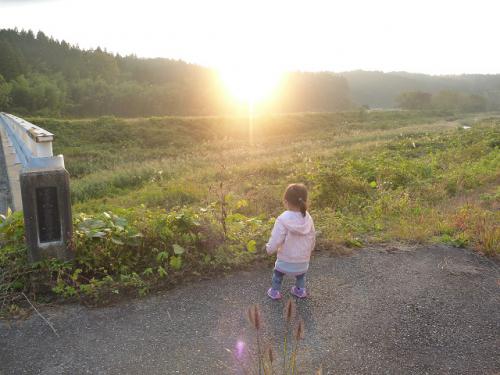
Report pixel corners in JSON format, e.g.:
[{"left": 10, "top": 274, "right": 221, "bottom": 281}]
[
  {"left": 290, "top": 339, "right": 300, "bottom": 375},
  {"left": 283, "top": 325, "right": 290, "bottom": 374},
  {"left": 265, "top": 361, "right": 274, "bottom": 375},
  {"left": 282, "top": 298, "right": 296, "bottom": 375},
  {"left": 21, "top": 292, "right": 59, "bottom": 337},
  {"left": 257, "top": 333, "right": 263, "bottom": 375}
]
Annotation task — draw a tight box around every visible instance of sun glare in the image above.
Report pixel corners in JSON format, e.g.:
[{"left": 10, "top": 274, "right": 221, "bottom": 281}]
[{"left": 218, "top": 65, "right": 283, "bottom": 104}]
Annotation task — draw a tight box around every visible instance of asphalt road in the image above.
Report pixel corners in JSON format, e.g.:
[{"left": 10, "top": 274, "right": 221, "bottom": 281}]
[{"left": 1, "top": 245, "right": 499, "bottom": 374}]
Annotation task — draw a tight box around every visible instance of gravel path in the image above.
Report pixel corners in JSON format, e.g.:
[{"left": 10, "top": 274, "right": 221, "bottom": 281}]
[
  {"left": 1, "top": 245, "right": 499, "bottom": 374},
  {"left": 0, "top": 132, "right": 11, "bottom": 215}
]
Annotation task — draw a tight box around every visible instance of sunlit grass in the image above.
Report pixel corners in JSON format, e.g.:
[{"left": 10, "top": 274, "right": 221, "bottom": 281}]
[
  {"left": 67, "top": 114, "right": 451, "bottom": 207},
  {"left": 36, "top": 111, "right": 500, "bottom": 255}
]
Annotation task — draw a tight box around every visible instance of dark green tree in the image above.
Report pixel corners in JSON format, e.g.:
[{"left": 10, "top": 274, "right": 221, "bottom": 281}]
[
  {"left": 0, "top": 39, "right": 25, "bottom": 80},
  {"left": 396, "top": 91, "right": 432, "bottom": 110},
  {"left": 0, "top": 74, "right": 11, "bottom": 110}
]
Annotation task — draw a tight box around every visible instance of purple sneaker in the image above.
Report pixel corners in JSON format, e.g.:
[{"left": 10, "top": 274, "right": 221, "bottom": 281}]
[
  {"left": 267, "top": 288, "right": 282, "bottom": 300},
  {"left": 291, "top": 286, "right": 307, "bottom": 299}
]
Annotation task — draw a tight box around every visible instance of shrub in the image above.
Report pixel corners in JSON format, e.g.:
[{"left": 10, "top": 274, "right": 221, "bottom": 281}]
[
  {"left": 312, "top": 168, "right": 370, "bottom": 210},
  {"left": 1, "top": 197, "right": 273, "bottom": 315},
  {"left": 447, "top": 205, "right": 500, "bottom": 256}
]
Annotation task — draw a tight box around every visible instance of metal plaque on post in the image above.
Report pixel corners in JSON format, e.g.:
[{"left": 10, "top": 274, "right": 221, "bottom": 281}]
[{"left": 20, "top": 168, "right": 73, "bottom": 262}]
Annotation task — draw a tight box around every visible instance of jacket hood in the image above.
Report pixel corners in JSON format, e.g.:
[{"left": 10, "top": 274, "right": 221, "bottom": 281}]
[{"left": 279, "top": 211, "right": 314, "bottom": 235}]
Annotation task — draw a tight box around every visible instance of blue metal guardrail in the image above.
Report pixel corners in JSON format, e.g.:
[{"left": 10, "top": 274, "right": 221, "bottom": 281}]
[{"left": 0, "top": 112, "right": 64, "bottom": 170}]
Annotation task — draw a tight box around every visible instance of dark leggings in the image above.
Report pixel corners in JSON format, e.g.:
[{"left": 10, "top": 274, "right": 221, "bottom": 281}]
[{"left": 271, "top": 269, "right": 305, "bottom": 290}]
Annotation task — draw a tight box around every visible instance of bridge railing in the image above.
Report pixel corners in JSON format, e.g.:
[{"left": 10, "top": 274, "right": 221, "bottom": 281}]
[
  {"left": 0, "top": 112, "right": 73, "bottom": 261},
  {"left": 0, "top": 112, "right": 64, "bottom": 170}
]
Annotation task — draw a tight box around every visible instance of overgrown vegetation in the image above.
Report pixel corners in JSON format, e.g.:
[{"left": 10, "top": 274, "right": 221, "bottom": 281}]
[
  {"left": 1, "top": 111, "right": 499, "bottom": 317},
  {"left": 1, "top": 194, "right": 270, "bottom": 317}
]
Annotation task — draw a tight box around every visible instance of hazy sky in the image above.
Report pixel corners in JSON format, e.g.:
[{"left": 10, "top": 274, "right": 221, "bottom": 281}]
[{"left": 1, "top": 0, "right": 499, "bottom": 75}]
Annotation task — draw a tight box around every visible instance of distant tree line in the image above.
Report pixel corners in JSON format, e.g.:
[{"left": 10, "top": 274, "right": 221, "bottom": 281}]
[
  {"left": 343, "top": 70, "right": 500, "bottom": 110},
  {"left": 396, "top": 90, "right": 488, "bottom": 112}
]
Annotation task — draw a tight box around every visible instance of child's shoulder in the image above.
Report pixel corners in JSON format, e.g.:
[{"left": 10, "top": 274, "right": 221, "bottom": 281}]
[
  {"left": 277, "top": 210, "right": 294, "bottom": 218},
  {"left": 277, "top": 210, "right": 305, "bottom": 220}
]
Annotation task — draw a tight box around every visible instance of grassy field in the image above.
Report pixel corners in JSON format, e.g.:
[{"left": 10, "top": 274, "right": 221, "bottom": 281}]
[
  {"left": 40, "top": 110, "right": 499, "bottom": 248},
  {"left": 1, "top": 110, "right": 499, "bottom": 315}
]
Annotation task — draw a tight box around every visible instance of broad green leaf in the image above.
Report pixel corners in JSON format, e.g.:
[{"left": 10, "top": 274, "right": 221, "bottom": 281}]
[
  {"left": 10, "top": 280, "right": 24, "bottom": 291},
  {"left": 71, "top": 268, "right": 82, "bottom": 281},
  {"left": 246, "top": 240, "right": 256, "bottom": 253},
  {"left": 84, "top": 219, "right": 105, "bottom": 229},
  {"left": 115, "top": 217, "right": 128, "bottom": 227},
  {"left": 169, "top": 255, "right": 182, "bottom": 270},
  {"left": 111, "top": 236, "right": 125, "bottom": 245},
  {"left": 143, "top": 267, "right": 153, "bottom": 276},
  {"left": 156, "top": 251, "right": 169, "bottom": 262},
  {"left": 203, "top": 254, "right": 212, "bottom": 264},
  {"left": 157, "top": 266, "right": 167, "bottom": 277},
  {"left": 91, "top": 231, "right": 107, "bottom": 238},
  {"left": 64, "top": 286, "right": 76, "bottom": 297},
  {"left": 173, "top": 244, "right": 185, "bottom": 255},
  {"left": 236, "top": 199, "right": 248, "bottom": 209}
]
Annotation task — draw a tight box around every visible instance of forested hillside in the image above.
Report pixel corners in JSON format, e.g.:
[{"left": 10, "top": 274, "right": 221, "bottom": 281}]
[
  {"left": 343, "top": 70, "right": 500, "bottom": 109},
  {"left": 0, "top": 29, "right": 351, "bottom": 116},
  {"left": 1, "top": 28, "right": 500, "bottom": 117}
]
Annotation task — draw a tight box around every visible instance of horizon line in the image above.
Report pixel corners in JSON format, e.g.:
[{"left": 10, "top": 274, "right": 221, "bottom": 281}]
[{"left": 2, "top": 27, "right": 500, "bottom": 77}]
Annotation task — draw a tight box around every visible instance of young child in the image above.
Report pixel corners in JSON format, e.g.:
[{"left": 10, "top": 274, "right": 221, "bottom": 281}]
[{"left": 265, "top": 183, "right": 316, "bottom": 300}]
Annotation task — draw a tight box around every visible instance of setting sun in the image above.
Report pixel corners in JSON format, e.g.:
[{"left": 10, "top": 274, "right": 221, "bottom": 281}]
[{"left": 218, "top": 64, "right": 283, "bottom": 104}]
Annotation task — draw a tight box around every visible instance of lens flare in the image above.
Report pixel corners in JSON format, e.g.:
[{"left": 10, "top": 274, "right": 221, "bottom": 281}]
[{"left": 235, "top": 340, "right": 245, "bottom": 359}]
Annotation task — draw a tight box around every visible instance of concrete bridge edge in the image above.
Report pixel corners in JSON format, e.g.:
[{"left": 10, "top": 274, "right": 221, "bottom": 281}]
[{"left": 0, "top": 119, "right": 23, "bottom": 212}]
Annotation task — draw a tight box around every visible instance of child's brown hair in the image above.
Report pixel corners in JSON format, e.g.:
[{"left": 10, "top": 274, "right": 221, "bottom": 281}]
[{"left": 284, "top": 183, "right": 308, "bottom": 217}]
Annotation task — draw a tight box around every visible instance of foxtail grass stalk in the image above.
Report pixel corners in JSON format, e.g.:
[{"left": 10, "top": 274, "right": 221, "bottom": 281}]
[
  {"left": 291, "top": 319, "right": 304, "bottom": 375},
  {"left": 282, "top": 299, "right": 295, "bottom": 374},
  {"left": 263, "top": 346, "right": 275, "bottom": 375},
  {"left": 283, "top": 334, "right": 288, "bottom": 375},
  {"left": 248, "top": 304, "right": 264, "bottom": 375},
  {"left": 290, "top": 339, "right": 300, "bottom": 375},
  {"left": 257, "top": 333, "right": 263, "bottom": 375}
]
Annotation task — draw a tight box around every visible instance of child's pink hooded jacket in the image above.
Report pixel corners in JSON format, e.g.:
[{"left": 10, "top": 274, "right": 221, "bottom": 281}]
[{"left": 266, "top": 210, "right": 316, "bottom": 263}]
